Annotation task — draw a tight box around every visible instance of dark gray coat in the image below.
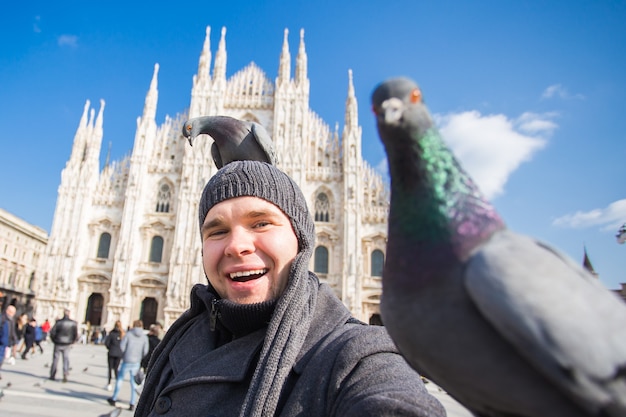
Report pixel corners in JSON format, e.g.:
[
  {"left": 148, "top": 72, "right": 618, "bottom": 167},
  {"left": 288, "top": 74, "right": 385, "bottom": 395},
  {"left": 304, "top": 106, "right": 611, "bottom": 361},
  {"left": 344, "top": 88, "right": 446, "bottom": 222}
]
[{"left": 136, "top": 283, "right": 444, "bottom": 417}]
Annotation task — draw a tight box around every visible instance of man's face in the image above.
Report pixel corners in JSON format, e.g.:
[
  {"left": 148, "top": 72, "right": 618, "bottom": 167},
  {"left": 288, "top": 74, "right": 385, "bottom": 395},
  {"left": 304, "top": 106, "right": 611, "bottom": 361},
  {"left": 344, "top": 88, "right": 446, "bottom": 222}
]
[{"left": 201, "top": 196, "right": 299, "bottom": 304}]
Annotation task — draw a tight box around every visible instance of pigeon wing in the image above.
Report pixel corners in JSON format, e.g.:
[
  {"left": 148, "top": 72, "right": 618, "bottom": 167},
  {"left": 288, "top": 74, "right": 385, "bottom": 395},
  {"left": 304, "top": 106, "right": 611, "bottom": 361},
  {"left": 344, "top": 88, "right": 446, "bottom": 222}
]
[
  {"left": 211, "top": 142, "right": 224, "bottom": 169},
  {"left": 465, "top": 230, "right": 626, "bottom": 412}
]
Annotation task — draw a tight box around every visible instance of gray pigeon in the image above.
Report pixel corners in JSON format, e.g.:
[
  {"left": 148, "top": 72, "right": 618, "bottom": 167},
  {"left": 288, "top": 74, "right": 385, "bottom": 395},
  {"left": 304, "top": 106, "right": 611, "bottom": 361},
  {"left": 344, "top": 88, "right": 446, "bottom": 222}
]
[
  {"left": 371, "top": 77, "right": 626, "bottom": 417},
  {"left": 182, "top": 115, "right": 277, "bottom": 168}
]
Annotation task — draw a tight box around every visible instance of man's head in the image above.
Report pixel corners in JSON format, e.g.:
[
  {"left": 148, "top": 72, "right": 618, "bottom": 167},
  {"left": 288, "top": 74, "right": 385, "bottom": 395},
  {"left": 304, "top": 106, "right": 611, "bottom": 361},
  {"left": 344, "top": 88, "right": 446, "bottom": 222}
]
[
  {"left": 198, "top": 161, "right": 315, "bottom": 304},
  {"left": 5, "top": 305, "right": 16, "bottom": 318},
  {"left": 133, "top": 319, "right": 143, "bottom": 328},
  {"left": 63, "top": 308, "right": 70, "bottom": 317}
]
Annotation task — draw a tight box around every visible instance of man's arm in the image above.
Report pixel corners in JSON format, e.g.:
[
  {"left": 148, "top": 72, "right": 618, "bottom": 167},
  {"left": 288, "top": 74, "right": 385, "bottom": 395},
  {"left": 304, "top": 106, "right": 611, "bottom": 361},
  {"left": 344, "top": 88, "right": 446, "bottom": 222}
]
[{"left": 330, "top": 327, "right": 446, "bottom": 417}]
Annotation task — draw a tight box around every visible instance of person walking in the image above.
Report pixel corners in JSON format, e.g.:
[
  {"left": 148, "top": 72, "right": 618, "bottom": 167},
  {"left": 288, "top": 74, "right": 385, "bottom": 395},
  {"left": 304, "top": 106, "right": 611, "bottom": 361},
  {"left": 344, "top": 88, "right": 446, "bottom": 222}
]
[
  {"left": 104, "top": 320, "right": 124, "bottom": 391},
  {"left": 107, "top": 319, "right": 148, "bottom": 411},
  {"left": 140, "top": 324, "right": 161, "bottom": 371},
  {"left": 49, "top": 309, "right": 78, "bottom": 382},
  {"left": 32, "top": 321, "right": 44, "bottom": 354},
  {"left": 0, "top": 306, "right": 16, "bottom": 379},
  {"left": 5, "top": 308, "right": 18, "bottom": 365},
  {"left": 12, "top": 313, "right": 27, "bottom": 360},
  {"left": 21, "top": 318, "right": 36, "bottom": 360},
  {"left": 41, "top": 319, "right": 51, "bottom": 343}
]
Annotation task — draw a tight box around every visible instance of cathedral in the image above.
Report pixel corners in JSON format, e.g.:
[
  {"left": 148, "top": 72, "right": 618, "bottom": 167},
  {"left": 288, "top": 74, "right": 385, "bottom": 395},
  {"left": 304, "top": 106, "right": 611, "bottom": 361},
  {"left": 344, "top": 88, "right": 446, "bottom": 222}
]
[{"left": 34, "top": 27, "right": 390, "bottom": 330}]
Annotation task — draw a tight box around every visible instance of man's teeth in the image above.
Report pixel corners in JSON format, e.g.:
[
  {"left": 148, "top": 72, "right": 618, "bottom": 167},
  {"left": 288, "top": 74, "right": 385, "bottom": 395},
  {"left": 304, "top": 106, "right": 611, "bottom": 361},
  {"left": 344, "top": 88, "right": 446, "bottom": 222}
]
[{"left": 229, "top": 269, "right": 267, "bottom": 279}]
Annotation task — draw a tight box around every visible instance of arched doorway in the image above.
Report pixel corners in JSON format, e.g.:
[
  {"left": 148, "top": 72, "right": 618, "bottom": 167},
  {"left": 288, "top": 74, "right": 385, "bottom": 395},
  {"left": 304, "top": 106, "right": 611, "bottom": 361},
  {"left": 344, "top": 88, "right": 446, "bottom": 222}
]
[
  {"left": 85, "top": 293, "right": 104, "bottom": 326},
  {"left": 369, "top": 314, "right": 383, "bottom": 326},
  {"left": 140, "top": 297, "right": 158, "bottom": 329}
]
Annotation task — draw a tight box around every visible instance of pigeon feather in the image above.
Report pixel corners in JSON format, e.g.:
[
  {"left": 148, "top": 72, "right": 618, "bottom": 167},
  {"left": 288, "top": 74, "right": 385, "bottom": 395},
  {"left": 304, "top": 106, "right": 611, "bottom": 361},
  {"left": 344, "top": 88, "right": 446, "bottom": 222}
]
[
  {"left": 182, "top": 115, "right": 277, "bottom": 168},
  {"left": 371, "top": 77, "right": 626, "bottom": 417}
]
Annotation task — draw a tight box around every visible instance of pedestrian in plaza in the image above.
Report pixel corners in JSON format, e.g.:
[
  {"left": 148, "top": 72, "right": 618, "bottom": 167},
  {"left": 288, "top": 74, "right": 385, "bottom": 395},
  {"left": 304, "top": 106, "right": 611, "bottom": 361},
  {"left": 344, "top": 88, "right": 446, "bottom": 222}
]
[
  {"left": 21, "top": 318, "right": 36, "bottom": 360},
  {"left": 13, "top": 313, "right": 27, "bottom": 359},
  {"left": 135, "top": 160, "right": 445, "bottom": 416},
  {"left": 41, "top": 318, "right": 51, "bottom": 342},
  {"left": 49, "top": 309, "right": 78, "bottom": 382},
  {"left": 104, "top": 320, "right": 124, "bottom": 391},
  {"left": 107, "top": 319, "right": 148, "bottom": 411},
  {"left": 140, "top": 324, "right": 161, "bottom": 371},
  {"left": 32, "top": 322, "right": 44, "bottom": 354},
  {"left": 0, "top": 305, "right": 16, "bottom": 379}
]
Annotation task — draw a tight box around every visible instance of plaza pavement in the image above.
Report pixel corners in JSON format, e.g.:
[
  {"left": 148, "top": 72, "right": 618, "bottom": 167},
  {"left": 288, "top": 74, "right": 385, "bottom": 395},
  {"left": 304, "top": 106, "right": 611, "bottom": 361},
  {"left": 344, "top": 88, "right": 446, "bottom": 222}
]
[{"left": 0, "top": 342, "right": 473, "bottom": 417}]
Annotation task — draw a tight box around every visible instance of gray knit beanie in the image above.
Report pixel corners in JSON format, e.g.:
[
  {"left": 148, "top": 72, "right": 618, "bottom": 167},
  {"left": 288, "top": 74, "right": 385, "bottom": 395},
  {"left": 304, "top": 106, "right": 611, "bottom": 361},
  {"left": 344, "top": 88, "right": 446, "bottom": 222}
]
[{"left": 198, "top": 160, "right": 315, "bottom": 252}]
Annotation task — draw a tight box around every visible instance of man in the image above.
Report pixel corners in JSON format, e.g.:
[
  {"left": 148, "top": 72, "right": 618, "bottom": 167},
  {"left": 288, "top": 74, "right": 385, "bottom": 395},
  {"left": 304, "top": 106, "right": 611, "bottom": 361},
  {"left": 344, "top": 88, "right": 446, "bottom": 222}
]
[
  {"left": 49, "top": 309, "right": 78, "bottom": 382},
  {"left": 107, "top": 319, "right": 149, "bottom": 411},
  {"left": 0, "top": 305, "right": 16, "bottom": 379},
  {"left": 140, "top": 324, "right": 161, "bottom": 371},
  {"left": 136, "top": 160, "right": 445, "bottom": 416}
]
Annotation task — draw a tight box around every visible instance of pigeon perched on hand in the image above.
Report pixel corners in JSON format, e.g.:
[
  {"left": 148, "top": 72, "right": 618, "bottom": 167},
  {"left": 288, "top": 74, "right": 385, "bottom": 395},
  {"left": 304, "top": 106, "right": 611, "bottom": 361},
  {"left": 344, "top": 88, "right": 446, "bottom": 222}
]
[
  {"left": 182, "top": 115, "right": 277, "bottom": 169},
  {"left": 371, "top": 77, "right": 626, "bottom": 417}
]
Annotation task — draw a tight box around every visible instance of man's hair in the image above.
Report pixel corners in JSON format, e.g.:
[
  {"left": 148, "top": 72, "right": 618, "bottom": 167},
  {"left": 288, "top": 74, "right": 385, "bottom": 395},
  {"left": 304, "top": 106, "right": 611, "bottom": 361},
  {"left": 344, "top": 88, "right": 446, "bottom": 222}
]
[{"left": 133, "top": 319, "right": 143, "bottom": 328}]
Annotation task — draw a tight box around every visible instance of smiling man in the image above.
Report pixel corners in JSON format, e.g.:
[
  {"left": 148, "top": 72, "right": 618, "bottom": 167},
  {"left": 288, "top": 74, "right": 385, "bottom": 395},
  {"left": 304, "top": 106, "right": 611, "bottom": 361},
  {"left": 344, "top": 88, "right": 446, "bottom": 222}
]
[{"left": 136, "top": 159, "right": 444, "bottom": 417}]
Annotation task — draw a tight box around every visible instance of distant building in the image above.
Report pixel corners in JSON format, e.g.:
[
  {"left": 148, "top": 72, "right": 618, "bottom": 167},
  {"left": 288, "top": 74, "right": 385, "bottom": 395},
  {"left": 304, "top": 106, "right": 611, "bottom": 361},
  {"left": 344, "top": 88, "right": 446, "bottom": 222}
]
[
  {"left": 34, "top": 27, "right": 389, "bottom": 329},
  {"left": 0, "top": 208, "right": 48, "bottom": 316}
]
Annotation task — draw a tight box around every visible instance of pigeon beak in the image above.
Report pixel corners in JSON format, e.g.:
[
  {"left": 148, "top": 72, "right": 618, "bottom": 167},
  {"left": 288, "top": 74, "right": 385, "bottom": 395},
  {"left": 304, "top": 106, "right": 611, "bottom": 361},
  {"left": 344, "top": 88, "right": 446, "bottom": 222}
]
[{"left": 381, "top": 97, "right": 404, "bottom": 124}]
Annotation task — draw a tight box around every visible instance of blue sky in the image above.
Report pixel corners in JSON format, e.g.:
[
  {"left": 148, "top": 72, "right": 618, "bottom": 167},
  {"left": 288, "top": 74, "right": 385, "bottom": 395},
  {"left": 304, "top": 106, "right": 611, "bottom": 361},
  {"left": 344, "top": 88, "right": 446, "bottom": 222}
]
[{"left": 1, "top": 1, "right": 625, "bottom": 289}]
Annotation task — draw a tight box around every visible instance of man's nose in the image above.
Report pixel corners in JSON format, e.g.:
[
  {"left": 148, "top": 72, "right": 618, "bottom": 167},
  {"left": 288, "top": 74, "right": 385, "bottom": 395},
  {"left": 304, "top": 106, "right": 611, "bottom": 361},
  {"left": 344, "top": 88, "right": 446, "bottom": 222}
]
[{"left": 224, "top": 227, "right": 255, "bottom": 256}]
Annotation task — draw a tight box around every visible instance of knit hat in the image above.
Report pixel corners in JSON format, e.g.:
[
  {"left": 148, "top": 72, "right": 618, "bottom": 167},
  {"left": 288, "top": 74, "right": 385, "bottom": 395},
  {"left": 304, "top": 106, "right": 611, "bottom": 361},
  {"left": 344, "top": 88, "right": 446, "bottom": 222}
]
[
  {"left": 198, "top": 160, "right": 319, "bottom": 417},
  {"left": 198, "top": 160, "right": 315, "bottom": 252}
]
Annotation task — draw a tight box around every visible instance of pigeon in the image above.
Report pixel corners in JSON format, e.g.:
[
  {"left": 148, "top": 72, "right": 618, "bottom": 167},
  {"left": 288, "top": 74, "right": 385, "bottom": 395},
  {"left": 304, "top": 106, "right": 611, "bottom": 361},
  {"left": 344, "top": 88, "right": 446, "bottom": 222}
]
[
  {"left": 371, "top": 77, "right": 626, "bottom": 417},
  {"left": 182, "top": 115, "right": 277, "bottom": 169}
]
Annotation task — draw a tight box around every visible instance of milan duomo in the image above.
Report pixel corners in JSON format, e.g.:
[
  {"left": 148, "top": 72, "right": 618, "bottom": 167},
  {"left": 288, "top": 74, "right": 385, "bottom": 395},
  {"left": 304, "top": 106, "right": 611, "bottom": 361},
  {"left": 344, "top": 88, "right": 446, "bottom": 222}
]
[{"left": 34, "top": 27, "right": 390, "bottom": 330}]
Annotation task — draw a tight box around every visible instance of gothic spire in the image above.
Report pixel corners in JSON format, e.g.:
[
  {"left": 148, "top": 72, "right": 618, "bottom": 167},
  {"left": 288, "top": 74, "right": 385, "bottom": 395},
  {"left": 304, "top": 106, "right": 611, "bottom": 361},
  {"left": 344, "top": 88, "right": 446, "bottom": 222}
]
[
  {"left": 277, "top": 28, "right": 291, "bottom": 85},
  {"left": 213, "top": 27, "right": 227, "bottom": 81},
  {"left": 582, "top": 246, "right": 598, "bottom": 277},
  {"left": 295, "top": 28, "right": 308, "bottom": 85},
  {"left": 82, "top": 99, "right": 105, "bottom": 168},
  {"left": 344, "top": 69, "right": 358, "bottom": 130},
  {"left": 196, "top": 26, "right": 212, "bottom": 87},
  {"left": 68, "top": 100, "right": 91, "bottom": 164},
  {"left": 142, "top": 63, "right": 159, "bottom": 121}
]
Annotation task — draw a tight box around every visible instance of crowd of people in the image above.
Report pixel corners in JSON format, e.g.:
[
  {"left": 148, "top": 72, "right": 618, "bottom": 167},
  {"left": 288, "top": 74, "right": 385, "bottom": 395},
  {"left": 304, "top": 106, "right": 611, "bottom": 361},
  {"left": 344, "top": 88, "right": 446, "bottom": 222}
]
[
  {"left": 0, "top": 305, "right": 162, "bottom": 409},
  {"left": 0, "top": 306, "right": 52, "bottom": 379}
]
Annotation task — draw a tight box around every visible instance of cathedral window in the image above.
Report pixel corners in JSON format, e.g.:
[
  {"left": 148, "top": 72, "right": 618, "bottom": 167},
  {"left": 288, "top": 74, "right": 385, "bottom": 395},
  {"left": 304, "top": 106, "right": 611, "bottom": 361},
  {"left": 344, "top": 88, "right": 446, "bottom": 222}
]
[
  {"left": 314, "top": 193, "right": 330, "bottom": 222},
  {"left": 314, "top": 246, "right": 329, "bottom": 274},
  {"left": 156, "top": 183, "right": 172, "bottom": 213},
  {"left": 96, "top": 232, "right": 111, "bottom": 259},
  {"left": 371, "top": 249, "right": 384, "bottom": 277},
  {"left": 149, "top": 236, "right": 164, "bottom": 263}
]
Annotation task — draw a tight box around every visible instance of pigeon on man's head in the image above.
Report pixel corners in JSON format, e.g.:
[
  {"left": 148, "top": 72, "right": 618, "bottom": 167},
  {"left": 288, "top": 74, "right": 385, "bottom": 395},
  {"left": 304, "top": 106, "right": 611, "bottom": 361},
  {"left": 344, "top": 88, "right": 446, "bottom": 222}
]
[
  {"left": 371, "top": 76, "right": 626, "bottom": 417},
  {"left": 182, "top": 115, "right": 277, "bottom": 169}
]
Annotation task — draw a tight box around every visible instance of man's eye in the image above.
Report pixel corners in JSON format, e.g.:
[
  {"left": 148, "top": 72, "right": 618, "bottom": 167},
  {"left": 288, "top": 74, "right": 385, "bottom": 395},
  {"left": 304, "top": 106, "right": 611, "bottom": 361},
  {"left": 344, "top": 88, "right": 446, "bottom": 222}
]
[
  {"left": 254, "top": 221, "right": 271, "bottom": 228},
  {"left": 205, "top": 229, "right": 227, "bottom": 239}
]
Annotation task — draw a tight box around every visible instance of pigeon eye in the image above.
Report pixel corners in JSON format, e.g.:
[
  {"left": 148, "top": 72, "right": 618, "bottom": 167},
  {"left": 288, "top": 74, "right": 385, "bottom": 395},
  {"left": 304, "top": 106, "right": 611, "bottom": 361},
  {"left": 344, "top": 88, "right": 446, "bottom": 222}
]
[{"left": 410, "top": 88, "right": 421, "bottom": 103}]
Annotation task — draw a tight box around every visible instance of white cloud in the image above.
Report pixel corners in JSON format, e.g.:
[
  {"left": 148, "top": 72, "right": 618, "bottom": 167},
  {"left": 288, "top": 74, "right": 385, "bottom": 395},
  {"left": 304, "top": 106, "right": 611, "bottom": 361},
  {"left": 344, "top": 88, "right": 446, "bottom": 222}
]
[
  {"left": 58, "top": 34, "right": 78, "bottom": 47},
  {"left": 435, "top": 110, "right": 550, "bottom": 199},
  {"left": 552, "top": 199, "right": 626, "bottom": 231},
  {"left": 541, "top": 84, "right": 584, "bottom": 100}
]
